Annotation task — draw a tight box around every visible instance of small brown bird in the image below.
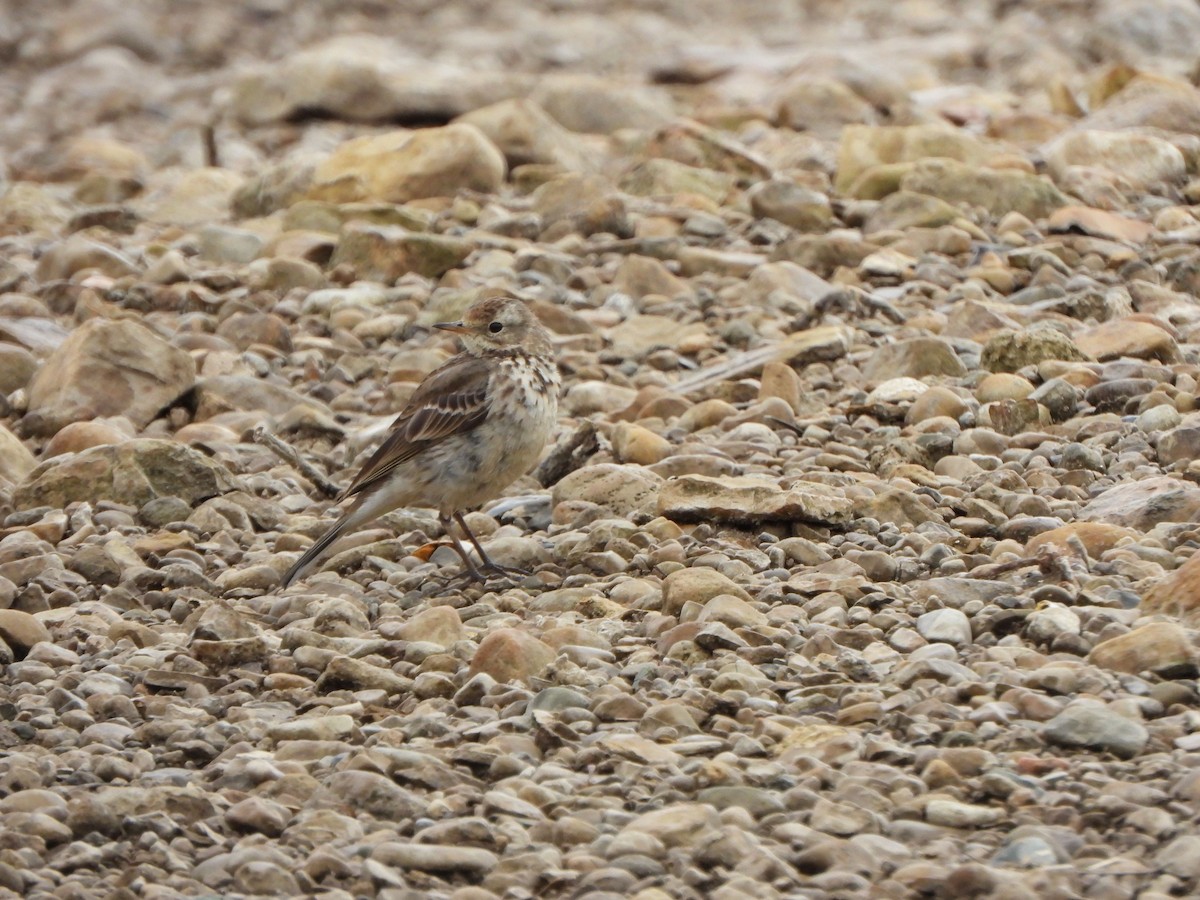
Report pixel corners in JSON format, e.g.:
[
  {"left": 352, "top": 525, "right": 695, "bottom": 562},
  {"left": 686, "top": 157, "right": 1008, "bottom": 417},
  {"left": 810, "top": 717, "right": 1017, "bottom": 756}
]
[{"left": 281, "top": 296, "right": 560, "bottom": 588}]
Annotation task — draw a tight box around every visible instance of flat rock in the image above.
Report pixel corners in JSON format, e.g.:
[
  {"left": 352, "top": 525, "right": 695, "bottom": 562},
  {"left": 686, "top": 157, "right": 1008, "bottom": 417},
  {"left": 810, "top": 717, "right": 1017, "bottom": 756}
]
[
  {"left": 836, "top": 123, "right": 1000, "bottom": 194},
  {"left": 900, "top": 158, "right": 1067, "bottom": 219},
  {"left": 372, "top": 842, "right": 498, "bottom": 875},
  {"left": 1077, "top": 475, "right": 1200, "bottom": 530},
  {"left": 552, "top": 464, "right": 663, "bottom": 518},
  {"left": 231, "top": 35, "right": 527, "bottom": 125},
  {"left": 1043, "top": 705, "right": 1149, "bottom": 759},
  {"left": 1043, "top": 129, "right": 1187, "bottom": 193},
  {"left": 1047, "top": 206, "right": 1155, "bottom": 243},
  {"left": 1025, "top": 521, "right": 1136, "bottom": 557},
  {"left": 925, "top": 799, "right": 1004, "bottom": 828},
  {"left": 395, "top": 606, "right": 466, "bottom": 649},
  {"left": 455, "top": 98, "right": 593, "bottom": 172},
  {"left": 981, "top": 327, "right": 1091, "bottom": 372},
  {"left": 657, "top": 474, "right": 855, "bottom": 526},
  {"left": 619, "top": 803, "right": 721, "bottom": 848},
  {"left": 1074, "top": 319, "right": 1179, "bottom": 363},
  {"left": 329, "top": 224, "right": 473, "bottom": 281},
  {"left": 1089, "top": 622, "right": 1197, "bottom": 676},
  {"left": 14, "top": 438, "right": 237, "bottom": 511}
]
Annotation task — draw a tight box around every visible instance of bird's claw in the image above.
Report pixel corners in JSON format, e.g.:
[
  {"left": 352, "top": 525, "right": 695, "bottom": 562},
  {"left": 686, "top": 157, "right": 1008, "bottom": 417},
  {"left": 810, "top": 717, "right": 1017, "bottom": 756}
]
[
  {"left": 437, "top": 560, "right": 530, "bottom": 591},
  {"left": 480, "top": 561, "right": 531, "bottom": 579}
]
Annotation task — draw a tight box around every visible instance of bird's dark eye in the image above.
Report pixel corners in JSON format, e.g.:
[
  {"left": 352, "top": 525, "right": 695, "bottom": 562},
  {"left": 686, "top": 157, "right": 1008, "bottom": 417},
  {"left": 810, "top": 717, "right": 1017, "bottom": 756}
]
[{"left": 489, "top": 321, "right": 503, "bottom": 333}]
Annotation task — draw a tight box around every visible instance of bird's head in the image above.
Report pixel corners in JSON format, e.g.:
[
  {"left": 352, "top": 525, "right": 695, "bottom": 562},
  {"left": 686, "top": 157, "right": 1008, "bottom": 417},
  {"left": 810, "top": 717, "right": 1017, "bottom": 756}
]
[{"left": 435, "top": 297, "right": 551, "bottom": 356}]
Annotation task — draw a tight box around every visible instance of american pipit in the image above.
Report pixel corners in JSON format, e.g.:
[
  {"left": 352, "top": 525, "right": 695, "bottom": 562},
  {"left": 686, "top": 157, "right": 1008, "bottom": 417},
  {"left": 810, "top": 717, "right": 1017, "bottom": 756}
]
[{"left": 281, "top": 296, "right": 560, "bottom": 588}]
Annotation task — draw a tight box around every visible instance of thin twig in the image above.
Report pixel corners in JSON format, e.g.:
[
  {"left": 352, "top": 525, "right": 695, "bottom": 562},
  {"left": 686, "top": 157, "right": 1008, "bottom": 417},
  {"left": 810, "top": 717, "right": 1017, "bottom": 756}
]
[
  {"left": 252, "top": 425, "right": 342, "bottom": 499},
  {"left": 201, "top": 123, "right": 219, "bottom": 168}
]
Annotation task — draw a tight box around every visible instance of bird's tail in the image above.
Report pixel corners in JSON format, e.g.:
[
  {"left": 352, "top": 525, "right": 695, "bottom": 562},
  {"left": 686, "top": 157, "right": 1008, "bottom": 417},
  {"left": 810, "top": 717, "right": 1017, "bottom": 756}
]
[
  {"left": 280, "top": 526, "right": 340, "bottom": 589},
  {"left": 280, "top": 495, "right": 371, "bottom": 588}
]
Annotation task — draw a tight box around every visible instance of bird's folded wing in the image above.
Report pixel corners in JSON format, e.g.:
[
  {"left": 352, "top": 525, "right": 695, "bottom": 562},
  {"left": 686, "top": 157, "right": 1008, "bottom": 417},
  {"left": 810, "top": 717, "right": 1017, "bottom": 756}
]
[{"left": 341, "top": 355, "right": 492, "bottom": 498}]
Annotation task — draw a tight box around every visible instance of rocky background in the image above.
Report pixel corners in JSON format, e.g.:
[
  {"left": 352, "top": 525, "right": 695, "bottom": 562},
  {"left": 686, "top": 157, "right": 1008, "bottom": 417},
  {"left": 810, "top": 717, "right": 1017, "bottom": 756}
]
[{"left": 3, "top": 0, "right": 1200, "bottom": 897}]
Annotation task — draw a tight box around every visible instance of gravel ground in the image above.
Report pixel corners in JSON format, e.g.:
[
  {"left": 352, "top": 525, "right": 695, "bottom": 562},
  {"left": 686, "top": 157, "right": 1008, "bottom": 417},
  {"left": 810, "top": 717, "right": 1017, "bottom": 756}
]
[{"left": 2, "top": 1, "right": 1200, "bottom": 898}]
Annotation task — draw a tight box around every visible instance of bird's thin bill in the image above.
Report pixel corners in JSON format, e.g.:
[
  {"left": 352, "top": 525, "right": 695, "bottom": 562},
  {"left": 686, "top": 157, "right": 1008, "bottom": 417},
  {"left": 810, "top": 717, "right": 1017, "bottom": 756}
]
[{"left": 434, "top": 322, "right": 469, "bottom": 333}]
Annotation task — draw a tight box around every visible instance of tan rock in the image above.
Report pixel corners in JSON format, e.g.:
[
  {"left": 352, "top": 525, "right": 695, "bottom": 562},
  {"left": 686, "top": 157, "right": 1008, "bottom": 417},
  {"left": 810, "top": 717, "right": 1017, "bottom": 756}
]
[
  {"left": 978, "top": 398, "right": 1049, "bottom": 436},
  {"left": 759, "top": 362, "right": 803, "bottom": 412},
  {"left": 699, "top": 594, "right": 769, "bottom": 629},
  {"left": 563, "top": 381, "right": 639, "bottom": 416},
  {"left": 775, "top": 76, "right": 875, "bottom": 136},
  {"left": 679, "top": 399, "right": 738, "bottom": 432},
  {"left": 455, "top": 98, "right": 591, "bottom": 172},
  {"left": 612, "top": 423, "right": 672, "bottom": 466},
  {"left": 34, "top": 235, "right": 138, "bottom": 282},
  {"left": 395, "top": 606, "right": 466, "bottom": 649},
  {"left": 862, "top": 338, "right": 966, "bottom": 383},
  {"left": 0, "top": 344, "right": 37, "bottom": 394},
  {"left": 906, "top": 386, "right": 970, "bottom": 424},
  {"left": 0, "top": 610, "right": 52, "bottom": 654},
  {"left": 976, "top": 373, "right": 1034, "bottom": 402},
  {"left": 661, "top": 567, "right": 752, "bottom": 618},
  {"left": 1043, "top": 130, "right": 1186, "bottom": 193},
  {"left": 552, "top": 464, "right": 663, "bottom": 518},
  {"left": 136, "top": 168, "right": 244, "bottom": 227},
  {"left": 1026, "top": 522, "right": 1136, "bottom": 557},
  {"left": 1089, "top": 622, "right": 1197, "bottom": 675},
  {"left": 619, "top": 803, "right": 720, "bottom": 848},
  {"left": 900, "top": 158, "right": 1067, "bottom": 219},
  {"left": 532, "top": 75, "right": 673, "bottom": 134},
  {"left": 1143, "top": 552, "right": 1200, "bottom": 627},
  {"left": 329, "top": 224, "right": 472, "bottom": 282},
  {"left": 1075, "top": 319, "right": 1180, "bottom": 363},
  {"left": 530, "top": 173, "right": 628, "bottom": 236},
  {"left": 981, "top": 327, "right": 1091, "bottom": 373},
  {"left": 468, "top": 628, "right": 555, "bottom": 683},
  {"left": 1047, "top": 206, "right": 1154, "bottom": 243},
  {"left": 836, "top": 124, "right": 999, "bottom": 193},
  {"left": 619, "top": 159, "right": 734, "bottom": 203},
  {"left": 605, "top": 315, "right": 708, "bottom": 358},
  {"left": 0, "top": 424, "right": 36, "bottom": 487},
  {"left": 14, "top": 439, "right": 236, "bottom": 511},
  {"left": 613, "top": 255, "right": 691, "bottom": 300},
  {"left": 25, "top": 319, "right": 193, "bottom": 437},
  {"left": 43, "top": 420, "right": 134, "bottom": 458},
  {"left": 659, "top": 474, "right": 855, "bottom": 527},
  {"left": 312, "top": 124, "right": 505, "bottom": 203},
  {"left": 1078, "top": 475, "right": 1200, "bottom": 531}
]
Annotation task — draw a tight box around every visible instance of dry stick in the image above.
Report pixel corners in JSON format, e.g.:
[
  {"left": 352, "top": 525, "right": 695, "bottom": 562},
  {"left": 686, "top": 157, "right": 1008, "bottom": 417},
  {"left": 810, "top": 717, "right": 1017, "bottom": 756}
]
[
  {"left": 668, "top": 325, "right": 853, "bottom": 396},
  {"left": 252, "top": 426, "right": 342, "bottom": 499},
  {"left": 201, "top": 122, "right": 219, "bottom": 168}
]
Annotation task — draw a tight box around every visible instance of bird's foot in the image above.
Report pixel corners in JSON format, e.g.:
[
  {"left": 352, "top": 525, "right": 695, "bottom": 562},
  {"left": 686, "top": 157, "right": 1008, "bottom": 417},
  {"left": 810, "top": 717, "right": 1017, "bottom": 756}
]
[
  {"left": 480, "top": 560, "right": 532, "bottom": 579},
  {"left": 438, "top": 561, "right": 530, "bottom": 591}
]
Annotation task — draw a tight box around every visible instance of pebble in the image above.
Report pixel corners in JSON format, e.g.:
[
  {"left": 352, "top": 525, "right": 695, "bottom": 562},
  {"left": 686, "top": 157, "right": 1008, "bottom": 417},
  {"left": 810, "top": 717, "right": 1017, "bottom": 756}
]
[
  {"left": 1043, "top": 705, "right": 1150, "bottom": 759},
  {"left": 916, "top": 608, "right": 973, "bottom": 646}
]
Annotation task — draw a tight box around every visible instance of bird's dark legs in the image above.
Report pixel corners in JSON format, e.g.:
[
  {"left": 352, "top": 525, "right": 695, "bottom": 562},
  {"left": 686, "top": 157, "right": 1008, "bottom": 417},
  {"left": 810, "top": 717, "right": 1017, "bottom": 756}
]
[
  {"left": 455, "top": 511, "right": 531, "bottom": 578},
  {"left": 438, "top": 513, "right": 485, "bottom": 583}
]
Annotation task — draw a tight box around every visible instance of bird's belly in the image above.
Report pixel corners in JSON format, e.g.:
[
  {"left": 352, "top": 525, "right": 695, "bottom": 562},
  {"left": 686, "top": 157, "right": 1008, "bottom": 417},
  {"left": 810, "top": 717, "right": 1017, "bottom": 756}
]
[{"left": 428, "top": 394, "right": 556, "bottom": 513}]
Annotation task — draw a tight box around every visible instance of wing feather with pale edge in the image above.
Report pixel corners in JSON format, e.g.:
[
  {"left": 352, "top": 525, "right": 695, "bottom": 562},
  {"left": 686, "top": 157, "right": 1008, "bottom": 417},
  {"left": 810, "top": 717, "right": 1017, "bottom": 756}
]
[{"left": 340, "top": 354, "right": 492, "bottom": 498}]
